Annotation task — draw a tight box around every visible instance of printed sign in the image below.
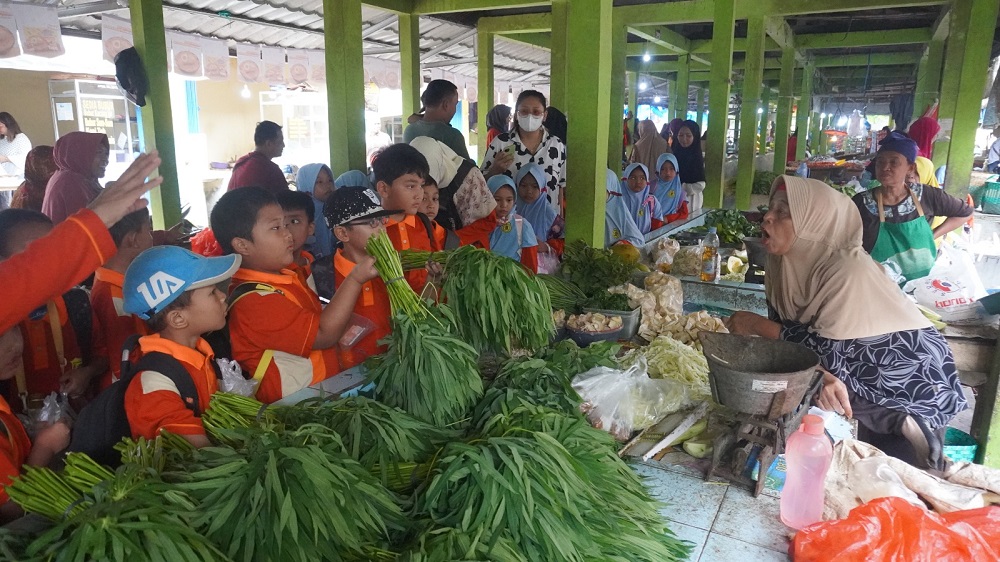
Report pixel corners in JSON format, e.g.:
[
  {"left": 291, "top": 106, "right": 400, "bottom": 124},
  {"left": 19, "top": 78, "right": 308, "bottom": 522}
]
[
  {"left": 261, "top": 45, "right": 285, "bottom": 85},
  {"left": 236, "top": 43, "right": 262, "bottom": 83},
  {"left": 202, "top": 36, "right": 229, "bottom": 81},
  {"left": 11, "top": 2, "right": 64, "bottom": 57},
  {"left": 101, "top": 14, "right": 132, "bottom": 63}
]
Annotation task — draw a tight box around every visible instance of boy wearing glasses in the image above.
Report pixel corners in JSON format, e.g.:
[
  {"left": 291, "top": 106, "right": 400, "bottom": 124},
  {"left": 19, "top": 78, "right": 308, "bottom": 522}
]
[{"left": 327, "top": 187, "right": 398, "bottom": 369}]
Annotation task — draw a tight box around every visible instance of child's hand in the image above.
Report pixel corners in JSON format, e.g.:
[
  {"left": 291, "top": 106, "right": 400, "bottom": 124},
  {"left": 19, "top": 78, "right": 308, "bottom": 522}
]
[
  {"left": 60, "top": 367, "right": 93, "bottom": 398},
  {"left": 348, "top": 255, "right": 379, "bottom": 284},
  {"left": 426, "top": 261, "right": 444, "bottom": 286},
  {"left": 27, "top": 421, "right": 71, "bottom": 467}
]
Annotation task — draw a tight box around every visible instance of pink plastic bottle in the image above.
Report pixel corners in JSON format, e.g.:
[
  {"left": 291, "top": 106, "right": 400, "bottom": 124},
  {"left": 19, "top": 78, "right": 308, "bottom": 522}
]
[{"left": 779, "top": 414, "right": 833, "bottom": 530}]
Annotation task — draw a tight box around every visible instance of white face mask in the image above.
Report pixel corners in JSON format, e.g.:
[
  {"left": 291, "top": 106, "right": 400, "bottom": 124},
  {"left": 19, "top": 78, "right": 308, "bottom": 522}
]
[{"left": 517, "top": 114, "right": 544, "bottom": 133}]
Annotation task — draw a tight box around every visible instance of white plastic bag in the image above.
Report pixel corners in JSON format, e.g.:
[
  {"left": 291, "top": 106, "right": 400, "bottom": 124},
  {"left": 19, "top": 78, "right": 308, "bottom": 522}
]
[
  {"left": 217, "top": 358, "right": 257, "bottom": 396},
  {"left": 911, "top": 244, "right": 998, "bottom": 325},
  {"left": 572, "top": 356, "right": 689, "bottom": 441},
  {"left": 848, "top": 457, "right": 924, "bottom": 507}
]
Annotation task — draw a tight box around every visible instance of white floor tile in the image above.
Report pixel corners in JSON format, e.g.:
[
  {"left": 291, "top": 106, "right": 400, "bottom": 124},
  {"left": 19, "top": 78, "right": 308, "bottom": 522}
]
[
  {"left": 667, "top": 520, "right": 710, "bottom": 562},
  {"left": 698, "top": 533, "right": 791, "bottom": 562},
  {"left": 633, "top": 462, "right": 729, "bottom": 531},
  {"left": 711, "top": 486, "right": 792, "bottom": 553}
]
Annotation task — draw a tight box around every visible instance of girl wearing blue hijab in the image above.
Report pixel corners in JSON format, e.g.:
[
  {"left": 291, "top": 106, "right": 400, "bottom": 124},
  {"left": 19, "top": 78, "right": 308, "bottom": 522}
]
[
  {"left": 487, "top": 175, "right": 539, "bottom": 272},
  {"left": 296, "top": 163, "right": 336, "bottom": 258},
  {"left": 651, "top": 153, "right": 688, "bottom": 223},
  {"left": 620, "top": 163, "right": 664, "bottom": 235},
  {"left": 334, "top": 170, "right": 373, "bottom": 190},
  {"left": 515, "top": 163, "right": 564, "bottom": 256},
  {"left": 604, "top": 169, "right": 645, "bottom": 248}
]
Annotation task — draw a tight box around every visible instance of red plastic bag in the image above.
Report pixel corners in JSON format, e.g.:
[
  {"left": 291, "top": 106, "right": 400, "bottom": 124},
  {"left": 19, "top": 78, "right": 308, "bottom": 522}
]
[
  {"left": 792, "top": 497, "right": 1000, "bottom": 562},
  {"left": 190, "top": 228, "right": 223, "bottom": 257}
]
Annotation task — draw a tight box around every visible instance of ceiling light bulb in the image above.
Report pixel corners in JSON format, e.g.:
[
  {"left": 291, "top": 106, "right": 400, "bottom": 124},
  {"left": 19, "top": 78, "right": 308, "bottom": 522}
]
[
  {"left": 240, "top": 84, "right": 251, "bottom": 99},
  {"left": 643, "top": 53, "right": 651, "bottom": 62},
  {"left": 654, "top": 96, "right": 661, "bottom": 103},
  {"left": 639, "top": 82, "right": 647, "bottom": 91}
]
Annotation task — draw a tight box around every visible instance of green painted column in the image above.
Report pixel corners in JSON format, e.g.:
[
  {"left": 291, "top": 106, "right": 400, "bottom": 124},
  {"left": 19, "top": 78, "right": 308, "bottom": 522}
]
[
  {"left": 704, "top": 0, "right": 736, "bottom": 209},
  {"left": 757, "top": 86, "right": 770, "bottom": 156},
  {"left": 942, "top": 0, "right": 998, "bottom": 198},
  {"left": 675, "top": 55, "right": 690, "bottom": 121},
  {"left": 810, "top": 108, "right": 822, "bottom": 157},
  {"left": 735, "top": 15, "right": 765, "bottom": 211},
  {"left": 476, "top": 29, "right": 494, "bottom": 164},
  {"left": 914, "top": 39, "right": 944, "bottom": 120},
  {"left": 772, "top": 48, "right": 795, "bottom": 173},
  {"left": 564, "top": 0, "right": 613, "bottom": 247},
  {"left": 129, "top": 0, "right": 180, "bottom": 229},
  {"left": 549, "top": 0, "right": 569, "bottom": 107},
  {"left": 794, "top": 63, "right": 813, "bottom": 160},
  {"left": 398, "top": 14, "right": 422, "bottom": 121},
  {"left": 324, "top": 0, "right": 367, "bottom": 172},
  {"left": 695, "top": 87, "right": 706, "bottom": 129},
  {"left": 607, "top": 10, "right": 627, "bottom": 172}
]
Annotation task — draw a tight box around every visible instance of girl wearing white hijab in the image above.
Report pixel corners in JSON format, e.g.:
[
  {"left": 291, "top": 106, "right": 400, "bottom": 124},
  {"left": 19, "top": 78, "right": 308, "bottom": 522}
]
[
  {"left": 604, "top": 169, "right": 645, "bottom": 248},
  {"left": 727, "top": 176, "right": 965, "bottom": 470}
]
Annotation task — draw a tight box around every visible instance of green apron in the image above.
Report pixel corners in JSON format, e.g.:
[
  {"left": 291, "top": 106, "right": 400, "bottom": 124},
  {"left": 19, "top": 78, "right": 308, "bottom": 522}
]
[{"left": 870, "top": 188, "right": 937, "bottom": 282}]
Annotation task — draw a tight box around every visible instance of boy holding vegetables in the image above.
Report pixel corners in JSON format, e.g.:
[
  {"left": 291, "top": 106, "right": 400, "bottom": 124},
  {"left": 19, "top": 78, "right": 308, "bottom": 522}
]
[
  {"left": 209, "top": 187, "right": 378, "bottom": 403},
  {"left": 325, "top": 186, "right": 397, "bottom": 369}
]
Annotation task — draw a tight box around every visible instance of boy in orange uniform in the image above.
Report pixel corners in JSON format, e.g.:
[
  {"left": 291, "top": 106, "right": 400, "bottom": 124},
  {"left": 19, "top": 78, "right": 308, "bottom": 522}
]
[
  {"left": 0, "top": 209, "right": 109, "bottom": 410},
  {"left": 121, "top": 246, "right": 240, "bottom": 447},
  {"left": 90, "top": 209, "right": 153, "bottom": 385},
  {"left": 326, "top": 187, "right": 396, "bottom": 369},
  {"left": 210, "top": 187, "right": 378, "bottom": 404},
  {"left": 276, "top": 190, "right": 319, "bottom": 295}
]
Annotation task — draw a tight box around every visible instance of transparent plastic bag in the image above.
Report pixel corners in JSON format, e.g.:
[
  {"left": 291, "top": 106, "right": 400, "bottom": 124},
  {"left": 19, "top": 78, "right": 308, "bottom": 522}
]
[
  {"left": 571, "top": 356, "right": 689, "bottom": 441},
  {"left": 339, "top": 314, "right": 376, "bottom": 349},
  {"left": 848, "top": 457, "right": 924, "bottom": 507},
  {"left": 217, "top": 357, "right": 257, "bottom": 396},
  {"left": 651, "top": 237, "right": 681, "bottom": 270}
]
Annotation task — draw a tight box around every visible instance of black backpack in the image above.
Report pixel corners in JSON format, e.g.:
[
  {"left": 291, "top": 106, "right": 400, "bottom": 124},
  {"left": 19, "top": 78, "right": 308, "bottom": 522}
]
[
  {"left": 203, "top": 282, "right": 280, "bottom": 360},
  {"left": 67, "top": 335, "right": 201, "bottom": 467}
]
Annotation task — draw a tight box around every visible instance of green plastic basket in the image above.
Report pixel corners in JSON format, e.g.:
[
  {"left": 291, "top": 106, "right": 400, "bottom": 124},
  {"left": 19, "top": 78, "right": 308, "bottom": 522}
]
[
  {"left": 943, "top": 427, "right": 978, "bottom": 463},
  {"left": 982, "top": 180, "right": 1000, "bottom": 215}
]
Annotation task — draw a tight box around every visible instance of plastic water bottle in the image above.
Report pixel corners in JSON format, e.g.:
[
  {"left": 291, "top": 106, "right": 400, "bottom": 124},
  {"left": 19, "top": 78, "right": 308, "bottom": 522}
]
[
  {"left": 796, "top": 161, "right": 809, "bottom": 178},
  {"left": 700, "top": 227, "right": 720, "bottom": 283},
  {"left": 780, "top": 414, "right": 833, "bottom": 530}
]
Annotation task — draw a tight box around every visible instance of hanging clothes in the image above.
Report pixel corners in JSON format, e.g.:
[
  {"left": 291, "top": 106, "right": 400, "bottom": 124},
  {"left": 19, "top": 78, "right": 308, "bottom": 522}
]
[{"left": 906, "top": 117, "right": 941, "bottom": 159}]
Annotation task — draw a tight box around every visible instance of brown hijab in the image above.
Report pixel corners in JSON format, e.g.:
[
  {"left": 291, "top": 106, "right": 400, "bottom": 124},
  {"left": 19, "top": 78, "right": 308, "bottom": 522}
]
[
  {"left": 630, "top": 119, "right": 669, "bottom": 175},
  {"left": 10, "top": 145, "right": 56, "bottom": 211},
  {"left": 765, "top": 176, "right": 930, "bottom": 339}
]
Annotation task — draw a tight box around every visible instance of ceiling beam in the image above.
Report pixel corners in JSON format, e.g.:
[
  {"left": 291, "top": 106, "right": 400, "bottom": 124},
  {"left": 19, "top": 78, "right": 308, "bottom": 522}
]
[
  {"left": 500, "top": 32, "right": 550, "bottom": 49},
  {"left": 362, "top": 0, "right": 413, "bottom": 14},
  {"left": 361, "top": 14, "right": 397, "bottom": 39},
  {"left": 616, "top": 0, "right": 948, "bottom": 26},
  {"left": 515, "top": 66, "right": 549, "bottom": 81},
  {"left": 423, "top": 56, "right": 478, "bottom": 68},
  {"left": 616, "top": 0, "right": 715, "bottom": 26},
  {"left": 795, "top": 27, "right": 932, "bottom": 49},
  {"left": 477, "top": 13, "right": 552, "bottom": 34},
  {"left": 413, "top": 0, "right": 547, "bottom": 15},
  {"left": 57, "top": 1, "right": 126, "bottom": 18},
  {"left": 421, "top": 28, "right": 476, "bottom": 61},
  {"left": 813, "top": 52, "right": 921, "bottom": 67}
]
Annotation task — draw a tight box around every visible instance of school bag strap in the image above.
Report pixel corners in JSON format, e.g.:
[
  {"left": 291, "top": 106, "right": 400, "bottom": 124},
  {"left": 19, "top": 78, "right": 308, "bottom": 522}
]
[
  {"left": 119, "top": 334, "right": 202, "bottom": 417},
  {"left": 228, "top": 282, "right": 280, "bottom": 308},
  {"left": 415, "top": 212, "right": 442, "bottom": 252}
]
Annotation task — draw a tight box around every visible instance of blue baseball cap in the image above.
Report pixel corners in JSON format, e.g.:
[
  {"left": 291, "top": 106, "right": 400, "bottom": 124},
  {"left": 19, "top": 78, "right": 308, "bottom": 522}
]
[{"left": 123, "top": 246, "right": 241, "bottom": 319}]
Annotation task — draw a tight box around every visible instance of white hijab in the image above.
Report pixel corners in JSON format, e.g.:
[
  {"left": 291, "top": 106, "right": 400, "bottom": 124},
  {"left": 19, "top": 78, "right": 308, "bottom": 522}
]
[
  {"left": 410, "top": 136, "right": 463, "bottom": 187},
  {"left": 766, "top": 176, "right": 930, "bottom": 340}
]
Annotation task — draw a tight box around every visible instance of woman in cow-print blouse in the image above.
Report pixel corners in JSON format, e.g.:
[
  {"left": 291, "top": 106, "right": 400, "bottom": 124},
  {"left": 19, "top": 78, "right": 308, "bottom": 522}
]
[{"left": 481, "top": 90, "right": 568, "bottom": 216}]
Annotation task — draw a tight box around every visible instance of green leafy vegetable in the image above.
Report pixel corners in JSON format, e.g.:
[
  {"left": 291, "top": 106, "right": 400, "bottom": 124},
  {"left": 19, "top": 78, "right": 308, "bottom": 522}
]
[
  {"left": 537, "top": 274, "right": 587, "bottom": 311},
  {"left": 704, "top": 209, "right": 761, "bottom": 244},
  {"left": 560, "top": 240, "right": 637, "bottom": 298}
]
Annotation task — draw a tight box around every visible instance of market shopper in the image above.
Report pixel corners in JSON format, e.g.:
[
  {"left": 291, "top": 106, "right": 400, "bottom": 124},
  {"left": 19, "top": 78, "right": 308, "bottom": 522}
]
[
  {"left": 0, "top": 112, "right": 31, "bottom": 210},
  {"left": 629, "top": 120, "right": 670, "bottom": 177},
  {"left": 484, "top": 104, "right": 511, "bottom": 147},
  {"left": 620, "top": 163, "right": 664, "bottom": 235},
  {"left": 727, "top": 175, "right": 966, "bottom": 470},
  {"left": 987, "top": 126, "right": 1000, "bottom": 173},
  {"left": 10, "top": 146, "right": 56, "bottom": 212},
  {"left": 227, "top": 120, "right": 289, "bottom": 194},
  {"left": 672, "top": 120, "right": 707, "bottom": 213},
  {"left": 0, "top": 151, "right": 163, "bottom": 333},
  {"left": 852, "top": 132, "right": 972, "bottom": 282},
  {"left": 651, "top": 153, "right": 689, "bottom": 224},
  {"left": 604, "top": 169, "right": 645, "bottom": 248},
  {"left": 295, "top": 163, "right": 336, "bottom": 260},
  {"left": 41, "top": 131, "right": 109, "bottom": 224},
  {"left": 402, "top": 80, "right": 470, "bottom": 160},
  {"left": 482, "top": 90, "right": 568, "bottom": 217},
  {"left": 486, "top": 175, "right": 538, "bottom": 272}
]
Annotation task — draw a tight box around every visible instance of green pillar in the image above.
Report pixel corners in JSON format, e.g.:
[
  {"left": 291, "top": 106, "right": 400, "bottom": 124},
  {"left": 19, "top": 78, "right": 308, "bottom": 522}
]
[
  {"left": 607, "top": 10, "right": 627, "bottom": 172},
  {"left": 757, "top": 86, "right": 770, "bottom": 156},
  {"left": 564, "top": 0, "right": 613, "bottom": 247},
  {"left": 914, "top": 39, "right": 944, "bottom": 121},
  {"left": 794, "top": 63, "right": 813, "bottom": 161},
  {"left": 675, "top": 55, "right": 690, "bottom": 121},
  {"left": 810, "top": 108, "right": 822, "bottom": 156},
  {"left": 549, "top": 0, "right": 569, "bottom": 107},
  {"left": 324, "top": 0, "right": 366, "bottom": 172},
  {"left": 695, "top": 87, "right": 706, "bottom": 129},
  {"left": 942, "top": 0, "right": 998, "bottom": 197},
  {"left": 772, "top": 48, "right": 795, "bottom": 173},
  {"left": 129, "top": 0, "right": 180, "bottom": 229},
  {"left": 704, "top": 0, "right": 736, "bottom": 210},
  {"left": 735, "top": 15, "right": 765, "bottom": 211},
  {"left": 666, "top": 78, "right": 676, "bottom": 120},
  {"left": 398, "top": 14, "right": 421, "bottom": 121},
  {"left": 476, "top": 29, "right": 495, "bottom": 164}
]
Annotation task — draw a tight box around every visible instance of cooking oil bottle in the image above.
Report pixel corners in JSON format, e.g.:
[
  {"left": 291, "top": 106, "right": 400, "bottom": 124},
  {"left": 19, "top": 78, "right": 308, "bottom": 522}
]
[{"left": 701, "top": 227, "right": 720, "bottom": 282}]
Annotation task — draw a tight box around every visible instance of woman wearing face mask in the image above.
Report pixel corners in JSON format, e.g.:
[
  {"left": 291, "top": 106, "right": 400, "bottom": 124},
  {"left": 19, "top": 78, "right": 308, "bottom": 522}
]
[
  {"left": 671, "top": 120, "right": 707, "bottom": 213},
  {"left": 481, "top": 90, "right": 567, "bottom": 217}
]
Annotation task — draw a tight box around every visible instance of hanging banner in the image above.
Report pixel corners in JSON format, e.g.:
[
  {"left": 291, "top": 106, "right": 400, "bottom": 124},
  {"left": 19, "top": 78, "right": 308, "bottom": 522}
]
[
  {"left": 307, "top": 49, "right": 325, "bottom": 83},
  {"left": 101, "top": 14, "right": 132, "bottom": 63},
  {"left": 261, "top": 45, "right": 285, "bottom": 84},
  {"left": 202, "top": 36, "right": 229, "bottom": 81},
  {"left": 286, "top": 49, "right": 309, "bottom": 84},
  {"left": 170, "top": 33, "right": 203, "bottom": 77},
  {"left": 236, "top": 43, "right": 262, "bottom": 83},
  {"left": 12, "top": 2, "right": 63, "bottom": 57},
  {"left": 0, "top": 5, "right": 20, "bottom": 59}
]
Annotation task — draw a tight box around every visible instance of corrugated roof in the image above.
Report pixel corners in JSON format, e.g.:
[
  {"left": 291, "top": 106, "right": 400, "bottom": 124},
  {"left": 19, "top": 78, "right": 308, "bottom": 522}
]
[{"left": 54, "top": 0, "right": 551, "bottom": 83}]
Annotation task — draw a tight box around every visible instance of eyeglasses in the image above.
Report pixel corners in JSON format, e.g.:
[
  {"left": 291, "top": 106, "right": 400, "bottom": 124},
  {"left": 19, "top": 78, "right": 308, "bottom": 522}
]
[
  {"left": 517, "top": 110, "right": 544, "bottom": 118},
  {"left": 346, "top": 216, "right": 388, "bottom": 228}
]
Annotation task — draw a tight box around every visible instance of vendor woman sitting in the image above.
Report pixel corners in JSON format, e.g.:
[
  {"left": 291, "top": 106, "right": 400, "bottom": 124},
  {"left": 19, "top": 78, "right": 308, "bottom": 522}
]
[
  {"left": 727, "top": 176, "right": 966, "bottom": 470},
  {"left": 852, "top": 132, "right": 972, "bottom": 282}
]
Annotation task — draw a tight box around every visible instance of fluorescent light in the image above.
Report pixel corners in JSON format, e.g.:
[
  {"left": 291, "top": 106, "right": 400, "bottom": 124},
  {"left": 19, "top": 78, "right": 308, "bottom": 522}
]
[
  {"left": 757, "top": 107, "right": 763, "bottom": 114},
  {"left": 643, "top": 53, "right": 651, "bottom": 62},
  {"left": 639, "top": 82, "right": 647, "bottom": 91},
  {"left": 654, "top": 96, "right": 661, "bottom": 103},
  {"left": 820, "top": 112, "right": 827, "bottom": 119}
]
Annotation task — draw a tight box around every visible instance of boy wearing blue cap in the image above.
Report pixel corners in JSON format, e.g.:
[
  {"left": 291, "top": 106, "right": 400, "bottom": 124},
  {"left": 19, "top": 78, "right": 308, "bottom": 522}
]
[{"left": 121, "top": 246, "right": 241, "bottom": 446}]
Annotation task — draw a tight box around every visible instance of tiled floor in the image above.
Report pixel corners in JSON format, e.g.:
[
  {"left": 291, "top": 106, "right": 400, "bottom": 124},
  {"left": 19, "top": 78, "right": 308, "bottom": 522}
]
[{"left": 634, "top": 458, "right": 793, "bottom": 562}]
